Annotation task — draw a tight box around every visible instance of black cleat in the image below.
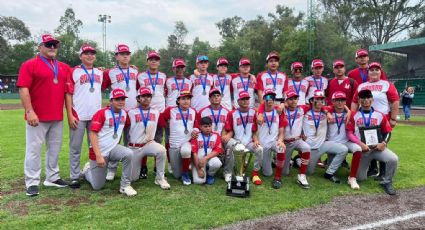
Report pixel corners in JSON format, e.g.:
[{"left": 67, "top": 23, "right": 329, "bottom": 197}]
[
  {"left": 381, "top": 183, "right": 396, "bottom": 195},
  {"left": 26, "top": 185, "right": 39, "bottom": 197},
  {"left": 272, "top": 179, "right": 282, "bottom": 189},
  {"left": 139, "top": 166, "right": 148, "bottom": 179},
  {"left": 324, "top": 173, "right": 341, "bottom": 184},
  {"left": 69, "top": 179, "right": 81, "bottom": 189}
]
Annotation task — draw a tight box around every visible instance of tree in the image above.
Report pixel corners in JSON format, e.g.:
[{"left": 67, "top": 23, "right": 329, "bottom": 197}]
[
  {"left": 216, "top": 16, "right": 244, "bottom": 39},
  {"left": 54, "top": 8, "right": 83, "bottom": 37}
]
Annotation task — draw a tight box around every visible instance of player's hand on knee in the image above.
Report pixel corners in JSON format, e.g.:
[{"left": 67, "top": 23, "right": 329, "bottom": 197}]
[
  {"left": 376, "top": 142, "right": 386, "bottom": 151},
  {"left": 277, "top": 141, "right": 286, "bottom": 152},
  {"left": 96, "top": 156, "right": 106, "bottom": 167},
  {"left": 27, "top": 110, "right": 39, "bottom": 127},
  {"left": 360, "top": 142, "right": 369, "bottom": 152},
  {"left": 199, "top": 158, "right": 206, "bottom": 168},
  {"left": 197, "top": 168, "right": 205, "bottom": 178}
]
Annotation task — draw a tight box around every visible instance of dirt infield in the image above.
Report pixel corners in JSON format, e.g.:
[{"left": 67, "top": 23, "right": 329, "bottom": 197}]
[
  {"left": 218, "top": 186, "right": 425, "bottom": 230},
  {"left": 0, "top": 103, "right": 22, "bottom": 110}
]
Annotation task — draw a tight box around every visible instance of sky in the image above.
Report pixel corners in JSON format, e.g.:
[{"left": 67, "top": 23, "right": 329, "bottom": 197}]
[{"left": 0, "top": 0, "right": 307, "bottom": 51}]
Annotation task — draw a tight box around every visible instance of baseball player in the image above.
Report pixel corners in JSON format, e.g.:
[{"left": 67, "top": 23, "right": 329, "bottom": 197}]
[
  {"left": 327, "top": 91, "right": 362, "bottom": 189},
  {"left": 305, "top": 59, "right": 329, "bottom": 103},
  {"left": 212, "top": 57, "right": 233, "bottom": 110},
  {"left": 127, "top": 87, "right": 170, "bottom": 189},
  {"left": 257, "top": 89, "right": 286, "bottom": 189},
  {"left": 137, "top": 50, "right": 167, "bottom": 179},
  {"left": 165, "top": 58, "right": 192, "bottom": 107},
  {"left": 347, "top": 49, "right": 387, "bottom": 85},
  {"left": 189, "top": 55, "right": 214, "bottom": 111},
  {"left": 326, "top": 60, "right": 358, "bottom": 106},
  {"left": 18, "top": 34, "right": 71, "bottom": 196},
  {"left": 231, "top": 58, "right": 257, "bottom": 108},
  {"left": 102, "top": 43, "right": 138, "bottom": 180},
  {"left": 65, "top": 44, "right": 103, "bottom": 189},
  {"left": 287, "top": 62, "right": 309, "bottom": 106},
  {"left": 222, "top": 91, "right": 264, "bottom": 185},
  {"left": 346, "top": 89, "right": 398, "bottom": 195},
  {"left": 256, "top": 51, "right": 288, "bottom": 104},
  {"left": 305, "top": 90, "right": 348, "bottom": 183},
  {"left": 82, "top": 88, "right": 136, "bottom": 196},
  {"left": 159, "top": 91, "right": 197, "bottom": 185},
  {"left": 196, "top": 88, "right": 230, "bottom": 134},
  {"left": 191, "top": 117, "right": 223, "bottom": 185}
]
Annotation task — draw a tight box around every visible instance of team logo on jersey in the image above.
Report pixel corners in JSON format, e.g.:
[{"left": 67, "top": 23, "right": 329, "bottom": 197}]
[
  {"left": 236, "top": 116, "right": 254, "bottom": 125},
  {"left": 306, "top": 113, "right": 326, "bottom": 121},
  {"left": 264, "top": 78, "right": 284, "bottom": 86},
  {"left": 108, "top": 116, "right": 126, "bottom": 127},
  {"left": 196, "top": 140, "right": 217, "bottom": 149},
  {"left": 214, "top": 78, "right": 231, "bottom": 86},
  {"left": 141, "top": 78, "right": 165, "bottom": 86},
  {"left": 360, "top": 85, "right": 383, "bottom": 91},
  {"left": 175, "top": 113, "right": 194, "bottom": 121},
  {"left": 289, "top": 83, "right": 307, "bottom": 92},
  {"left": 135, "top": 113, "right": 156, "bottom": 123},
  {"left": 355, "top": 118, "right": 379, "bottom": 127},
  {"left": 115, "top": 72, "right": 137, "bottom": 83},
  {"left": 345, "top": 83, "right": 350, "bottom": 89},
  {"left": 79, "top": 74, "right": 101, "bottom": 85},
  {"left": 193, "top": 78, "right": 212, "bottom": 86},
  {"left": 236, "top": 82, "right": 255, "bottom": 89},
  {"left": 171, "top": 83, "right": 190, "bottom": 91}
]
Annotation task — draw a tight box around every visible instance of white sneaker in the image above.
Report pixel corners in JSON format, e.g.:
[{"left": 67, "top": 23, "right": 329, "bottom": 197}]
[
  {"left": 155, "top": 177, "right": 171, "bottom": 190},
  {"left": 106, "top": 170, "right": 115, "bottom": 181},
  {"left": 348, "top": 177, "right": 360, "bottom": 190},
  {"left": 119, "top": 185, "right": 137, "bottom": 196},
  {"left": 80, "top": 162, "right": 90, "bottom": 177},
  {"left": 297, "top": 174, "right": 310, "bottom": 189},
  {"left": 167, "top": 164, "right": 173, "bottom": 174},
  {"left": 224, "top": 173, "right": 232, "bottom": 183}
]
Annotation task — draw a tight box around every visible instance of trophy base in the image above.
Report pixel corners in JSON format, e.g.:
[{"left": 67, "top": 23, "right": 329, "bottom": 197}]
[{"left": 226, "top": 176, "right": 250, "bottom": 198}]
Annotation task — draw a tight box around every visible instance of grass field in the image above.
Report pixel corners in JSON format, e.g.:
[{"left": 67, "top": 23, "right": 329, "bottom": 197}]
[{"left": 1, "top": 109, "right": 425, "bottom": 229}]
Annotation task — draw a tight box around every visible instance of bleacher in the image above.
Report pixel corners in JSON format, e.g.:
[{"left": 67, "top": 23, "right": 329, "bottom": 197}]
[{"left": 392, "top": 78, "right": 425, "bottom": 107}]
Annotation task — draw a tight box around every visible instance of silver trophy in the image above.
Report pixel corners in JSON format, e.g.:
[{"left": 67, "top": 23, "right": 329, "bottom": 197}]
[{"left": 226, "top": 143, "right": 252, "bottom": 198}]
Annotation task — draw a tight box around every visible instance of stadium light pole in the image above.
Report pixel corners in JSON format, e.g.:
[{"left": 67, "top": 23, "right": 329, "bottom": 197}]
[{"left": 98, "top": 14, "right": 111, "bottom": 67}]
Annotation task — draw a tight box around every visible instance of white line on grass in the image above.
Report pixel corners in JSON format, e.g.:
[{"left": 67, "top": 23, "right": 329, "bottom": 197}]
[{"left": 344, "top": 210, "right": 425, "bottom": 230}]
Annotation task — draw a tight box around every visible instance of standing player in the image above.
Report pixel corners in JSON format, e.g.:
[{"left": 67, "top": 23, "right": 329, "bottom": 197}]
[
  {"left": 82, "top": 88, "right": 136, "bottom": 196},
  {"left": 346, "top": 89, "right": 398, "bottom": 195},
  {"left": 159, "top": 91, "right": 197, "bottom": 185},
  {"left": 190, "top": 55, "right": 214, "bottom": 111},
  {"left": 305, "top": 59, "right": 329, "bottom": 103},
  {"left": 347, "top": 49, "right": 387, "bottom": 85},
  {"left": 127, "top": 87, "right": 170, "bottom": 189},
  {"left": 191, "top": 117, "right": 223, "bottom": 185},
  {"left": 165, "top": 58, "right": 192, "bottom": 107},
  {"left": 326, "top": 60, "right": 358, "bottom": 106},
  {"left": 18, "top": 34, "right": 71, "bottom": 196},
  {"left": 287, "top": 62, "right": 309, "bottom": 105},
  {"left": 65, "top": 44, "right": 103, "bottom": 188},
  {"left": 257, "top": 89, "right": 286, "bottom": 189},
  {"left": 231, "top": 58, "right": 257, "bottom": 108},
  {"left": 256, "top": 51, "right": 288, "bottom": 103},
  {"left": 196, "top": 88, "right": 230, "bottom": 134},
  {"left": 212, "top": 57, "right": 233, "bottom": 110},
  {"left": 222, "top": 91, "right": 264, "bottom": 185}
]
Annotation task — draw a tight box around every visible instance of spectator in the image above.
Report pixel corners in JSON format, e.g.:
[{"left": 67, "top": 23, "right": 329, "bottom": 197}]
[{"left": 401, "top": 86, "right": 415, "bottom": 121}]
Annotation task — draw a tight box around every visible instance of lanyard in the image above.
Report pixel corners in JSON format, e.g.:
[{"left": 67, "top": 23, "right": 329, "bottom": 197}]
[
  {"left": 139, "top": 106, "right": 151, "bottom": 132},
  {"left": 267, "top": 71, "right": 278, "bottom": 90},
  {"left": 312, "top": 76, "right": 323, "bottom": 90},
  {"left": 238, "top": 108, "right": 249, "bottom": 134},
  {"left": 39, "top": 54, "right": 58, "bottom": 81},
  {"left": 292, "top": 79, "right": 302, "bottom": 95},
  {"left": 200, "top": 74, "right": 208, "bottom": 91},
  {"left": 311, "top": 109, "right": 323, "bottom": 132},
  {"left": 118, "top": 66, "right": 130, "bottom": 89},
  {"left": 174, "top": 77, "right": 185, "bottom": 92},
  {"left": 178, "top": 107, "right": 190, "bottom": 131},
  {"left": 201, "top": 133, "right": 212, "bottom": 156},
  {"left": 209, "top": 106, "right": 222, "bottom": 129},
  {"left": 147, "top": 70, "right": 159, "bottom": 95},
  {"left": 264, "top": 109, "right": 275, "bottom": 131},
  {"left": 239, "top": 75, "right": 250, "bottom": 92},
  {"left": 358, "top": 68, "right": 368, "bottom": 83},
  {"left": 360, "top": 107, "right": 374, "bottom": 128},
  {"left": 110, "top": 108, "right": 123, "bottom": 136},
  {"left": 286, "top": 107, "right": 298, "bottom": 131},
  {"left": 216, "top": 74, "right": 227, "bottom": 94},
  {"left": 81, "top": 64, "right": 95, "bottom": 89},
  {"left": 334, "top": 111, "right": 346, "bottom": 133}
]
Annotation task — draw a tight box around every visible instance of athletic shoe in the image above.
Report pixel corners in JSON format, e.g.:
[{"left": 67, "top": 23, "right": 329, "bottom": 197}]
[
  {"left": 317, "top": 159, "right": 325, "bottom": 168},
  {"left": 155, "top": 177, "right": 171, "bottom": 190},
  {"left": 119, "top": 185, "right": 137, "bottom": 196},
  {"left": 43, "top": 179, "right": 68, "bottom": 188},
  {"left": 181, "top": 173, "right": 192, "bottom": 185},
  {"left": 167, "top": 164, "right": 173, "bottom": 174},
  {"left": 380, "top": 183, "right": 396, "bottom": 195},
  {"left": 297, "top": 174, "right": 310, "bottom": 189},
  {"left": 324, "top": 173, "right": 341, "bottom": 183},
  {"left": 348, "top": 177, "right": 360, "bottom": 190},
  {"left": 69, "top": 179, "right": 81, "bottom": 189},
  {"left": 206, "top": 175, "right": 215, "bottom": 185},
  {"left": 272, "top": 179, "right": 282, "bottom": 189},
  {"left": 26, "top": 185, "right": 39, "bottom": 197},
  {"left": 224, "top": 173, "right": 232, "bottom": 183},
  {"left": 139, "top": 166, "right": 148, "bottom": 179},
  {"left": 80, "top": 162, "right": 90, "bottom": 177},
  {"left": 106, "top": 170, "right": 115, "bottom": 181},
  {"left": 252, "top": 175, "right": 262, "bottom": 185}
]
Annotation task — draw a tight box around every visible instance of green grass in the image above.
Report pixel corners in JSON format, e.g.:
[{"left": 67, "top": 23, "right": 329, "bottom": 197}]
[
  {"left": 1, "top": 109, "right": 425, "bottom": 229},
  {"left": 0, "top": 99, "right": 21, "bottom": 104}
]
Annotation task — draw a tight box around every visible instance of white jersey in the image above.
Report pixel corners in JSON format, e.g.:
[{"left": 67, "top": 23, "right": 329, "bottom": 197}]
[
  {"left": 104, "top": 66, "right": 138, "bottom": 110},
  {"left": 353, "top": 80, "right": 399, "bottom": 115},
  {"left": 191, "top": 131, "right": 222, "bottom": 157},
  {"left": 256, "top": 71, "right": 288, "bottom": 99},
  {"left": 165, "top": 76, "right": 192, "bottom": 107},
  {"left": 189, "top": 73, "right": 214, "bottom": 111},
  {"left": 231, "top": 75, "right": 256, "bottom": 108},
  {"left": 305, "top": 75, "right": 328, "bottom": 102},
  {"left": 127, "top": 107, "right": 160, "bottom": 145},
  {"left": 162, "top": 106, "right": 197, "bottom": 148},
  {"left": 137, "top": 71, "right": 167, "bottom": 112},
  {"left": 288, "top": 78, "right": 309, "bottom": 105},
  {"left": 197, "top": 105, "right": 230, "bottom": 134},
  {"left": 68, "top": 66, "right": 103, "bottom": 121},
  {"left": 303, "top": 108, "right": 328, "bottom": 149},
  {"left": 257, "top": 109, "right": 285, "bottom": 149},
  {"left": 89, "top": 107, "right": 127, "bottom": 160},
  {"left": 224, "top": 108, "right": 257, "bottom": 146},
  {"left": 327, "top": 111, "right": 349, "bottom": 143},
  {"left": 347, "top": 109, "right": 392, "bottom": 140},
  {"left": 212, "top": 74, "right": 233, "bottom": 110},
  {"left": 284, "top": 105, "right": 309, "bottom": 139}
]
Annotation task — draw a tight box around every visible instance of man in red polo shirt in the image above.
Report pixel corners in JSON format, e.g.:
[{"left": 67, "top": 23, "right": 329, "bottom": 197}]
[
  {"left": 17, "top": 34, "right": 71, "bottom": 197},
  {"left": 347, "top": 49, "right": 387, "bottom": 85},
  {"left": 326, "top": 60, "right": 358, "bottom": 106}
]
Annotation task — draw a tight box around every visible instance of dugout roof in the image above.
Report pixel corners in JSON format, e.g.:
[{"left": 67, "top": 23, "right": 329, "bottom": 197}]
[{"left": 369, "top": 37, "right": 425, "bottom": 54}]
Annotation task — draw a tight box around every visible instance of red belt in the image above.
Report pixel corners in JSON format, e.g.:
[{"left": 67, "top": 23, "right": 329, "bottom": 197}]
[
  {"left": 129, "top": 143, "right": 146, "bottom": 148},
  {"left": 284, "top": 137, "right": 301, "bottom": 143}
]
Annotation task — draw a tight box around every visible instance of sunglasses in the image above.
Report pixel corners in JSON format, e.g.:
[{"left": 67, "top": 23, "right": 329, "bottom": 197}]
[
  {"left": 82, "top": 51, "right": 96, "bottom": 56},
  {"left": 197, "top": 56, "right": 209, "bottom": 62},
  {"left": 44, "top": 42, "right": 59, "bottom": 49},
  {"left": 264, "top": 95, "right": 275, "bottom": 101},
  {"left": 293, "top": 68, "right": 303, "bottom": 72},
  {"left": 333, "top": 99, "right": 346, "bottom": 102}
]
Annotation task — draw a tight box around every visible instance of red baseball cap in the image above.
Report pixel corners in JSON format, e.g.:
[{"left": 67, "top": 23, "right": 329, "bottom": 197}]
[
  {"left": 311, "top": 59, "right": 324, "bottom": 69},
  {"left": 38, "top": 34, "right": 60, "bottom": 44},
  {"left": 369, "top": 62, "right": 382, "bottom": 69},
  {"left": 138, "top": 87, "right": 152, "bottom": 97},
  {"left": 266, "top": 52, "right": 280, "bottom": 62},
  {"left": 115, "top": 43, "right": 131, "bottom": 54},
  {"left": 216, "top": 57, "right": 229, "bottom": 66},
  {"left": 263, "top": 88, "right": 276, "bottom": 97},
  {"left": 110, "top": 88, "right": 128, "bottom": 99},
  {"left": 147, "top": 50, "right": 160, "bottom": 60},
  {"left": 285, "top": 90, "right": 299, "bottom": 100},
  {"left": 355, "top": 49, "right": 369, "bottom": 58},
  {"left": 291, "top": 62, "right": 303, "bottom": 72},
  {"left": 332, "top": 91, "right": 347, "bottom": 100},
  {"left": 239, "top": 58, "right": 251, "bottom": 66},
  {"left": 333, "top": 59, "right": 345, "bottom": 68},
  {"left": 79, "top": 44, "right": 96, "bottom": 56},
  {"left": 177, "top": 90, "right": 193, "bottom": 99},
  {"left": 209, "top": 88, "right": 221, "bottom": 97},
  {"left": 172, "top": 58, "right": 186, "bottom": 68},
  {"left": 313, "top": 90, "right": 325, "bottom": 99},
  {"left": 238, "top": 90, "right": 250, "bottom": 100}
]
